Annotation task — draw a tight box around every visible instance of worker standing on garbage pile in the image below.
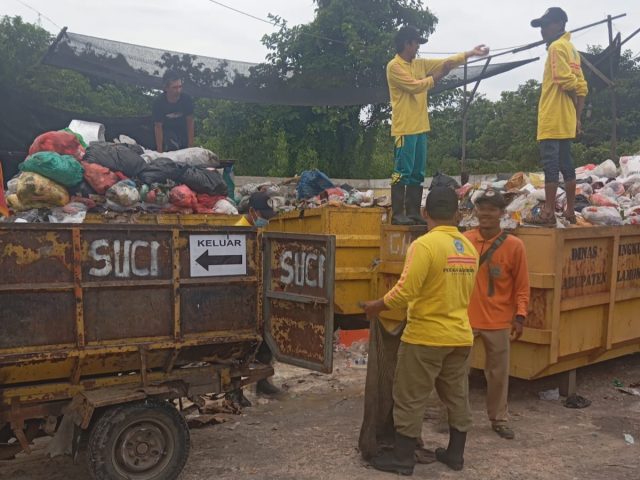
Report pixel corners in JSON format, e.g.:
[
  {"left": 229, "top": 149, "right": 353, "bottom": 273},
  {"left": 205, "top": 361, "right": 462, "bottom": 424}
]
[
  {"left": 527, "top": 7, "right": 588, "bottom": 226},
  {"left": 464, "top": 190, "right": 530, "bottom": 440},
  {"left": 362, "top": 187, "right": 479, "bottom": 475},
  {"left": 153, "top": 71, "right": 195, "bottom": 153},
  {"left": 386, "top": 26, "right": 488, "bottom": 225}
]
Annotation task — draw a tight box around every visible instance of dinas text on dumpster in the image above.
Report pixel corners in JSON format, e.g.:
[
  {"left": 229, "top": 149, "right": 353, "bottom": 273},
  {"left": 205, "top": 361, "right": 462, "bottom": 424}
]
[
  {"left": 563, "top": 245, "right": 607, "bottom": 290},
  {"left": 89, "top": 239, "right": 160, "bottom": 277},
  {"left": 617, "top": 241, "right": 640, "bottom": 283},
  {"left": 279, "top": 249, "right": 326, "bottom": 289}
]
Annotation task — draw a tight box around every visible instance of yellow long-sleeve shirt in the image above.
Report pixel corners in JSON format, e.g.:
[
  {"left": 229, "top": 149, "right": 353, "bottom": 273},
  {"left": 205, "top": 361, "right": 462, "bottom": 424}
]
[
  {"left": 537, "top": 32, "right": 589, "bottom": 140},
  {"left": 386, "top": 53, "right": 466, "bottom": 137},
  {"left": 383, "top": 226, "right": 479, "bottom": 347}
]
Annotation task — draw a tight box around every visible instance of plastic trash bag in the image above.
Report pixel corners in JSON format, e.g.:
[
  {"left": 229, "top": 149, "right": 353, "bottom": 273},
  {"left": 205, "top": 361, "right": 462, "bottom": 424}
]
[
  {"left": 15, "top": 172, "right": 69, "bottom": 209},
  {"left": 105, "top": 180, "right": 140, "bottom": 209},
  {"left": 138, "top": 157, "right": 185, "bottom": 184},
  {"left": 84, "top": 142, "right": 147, "bottom": 178},
  {"left": 591, "top": 193, "right": 619, "bottom": 207},
  {"left": 296, "top": 169, "right": 335, "bottom": 199},
  {"left": 180, "top": 167, "right": 228, "bottom": 196},
  {"left": 142, "top": 147, "right": 220, "bottom": 167},
  {"left": 581, "top": 206, "right": 623, "bottom": 226},
  {"left": 19, "top": 151, "right": 84, "bottom": 187},
  {"left": 81, "top": 161, "right": 119, "bottom": 195},
  {"left": 28, "top": 131, "right": 86, "bottom": 161},
  {"left": 213, "top": 198, "right": 239, "bottom": 215},
  {"left": 7, "top": 175, "right": 21, "bottom": 195},
  {"left": 620, "top": 156, "right": 640, "bottom": 177},
  {"left": 169, "top": 185, "right": 198, "bottom": 209},
  {"left": 592, "top": 159, "right": 618, "bottom": 178},
  {"left": 48, "top": 202, "right": 88, "bottom": 223}
]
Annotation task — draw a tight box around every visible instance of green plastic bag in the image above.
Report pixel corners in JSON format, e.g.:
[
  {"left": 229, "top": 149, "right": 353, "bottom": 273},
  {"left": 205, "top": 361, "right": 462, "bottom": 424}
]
[
  {"left": 19, "top": 151, "right": 84, "bottom": 187},
  {"left": 61, "top": 128, "right": 88, "bottom": 148}
]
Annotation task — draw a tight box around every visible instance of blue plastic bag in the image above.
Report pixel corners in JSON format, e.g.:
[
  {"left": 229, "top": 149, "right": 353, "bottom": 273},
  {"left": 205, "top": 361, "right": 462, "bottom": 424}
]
[{"left": 296, "top": 169, "right": 335, "bottom": 200}]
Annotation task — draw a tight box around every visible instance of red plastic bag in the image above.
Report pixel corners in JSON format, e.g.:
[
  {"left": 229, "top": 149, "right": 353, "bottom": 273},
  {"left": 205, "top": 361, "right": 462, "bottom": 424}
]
[
  {"left": 196, "top": 193, "right": 226, "bottom": 209},
  {"left": 82, "top": 161, "right": 119, "bottom": 195},
  {"left": 169, "top": 185, "right": 198, "bottom": 209},
  {"left": 29, "top": 131, "right": 86, "bottom": 161}
]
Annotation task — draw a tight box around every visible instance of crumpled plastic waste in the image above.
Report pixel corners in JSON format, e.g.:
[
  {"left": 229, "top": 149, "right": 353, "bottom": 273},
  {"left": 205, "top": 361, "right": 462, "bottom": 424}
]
[{"left": 581, "top": 206, "right": 623, "bottom": 226}]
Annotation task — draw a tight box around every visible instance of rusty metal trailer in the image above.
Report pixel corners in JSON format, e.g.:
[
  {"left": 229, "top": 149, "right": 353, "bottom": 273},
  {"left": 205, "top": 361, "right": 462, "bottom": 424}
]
[{"left": 0, "top": 223, "right": 335, "bottom": 479}]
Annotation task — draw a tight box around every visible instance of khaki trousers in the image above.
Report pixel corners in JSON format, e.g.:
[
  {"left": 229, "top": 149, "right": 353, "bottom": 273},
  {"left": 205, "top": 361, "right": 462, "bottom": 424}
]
[
  {"left": 473, "top": 328, "right": 510, "bottom": 425},
  {"left": 393, "top": 342, "right": 472, "bottom": 438}
]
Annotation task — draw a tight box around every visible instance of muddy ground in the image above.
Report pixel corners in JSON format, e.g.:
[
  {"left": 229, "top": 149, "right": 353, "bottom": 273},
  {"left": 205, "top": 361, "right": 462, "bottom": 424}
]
[{"left": 2, "top": 350, "right": 639, "bottom": 480}]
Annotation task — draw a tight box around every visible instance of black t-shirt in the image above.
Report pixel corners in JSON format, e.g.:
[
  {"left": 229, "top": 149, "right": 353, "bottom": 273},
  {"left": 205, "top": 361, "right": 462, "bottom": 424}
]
[{"left": 152, "top": 93, "right": 194, "bottom": 150}]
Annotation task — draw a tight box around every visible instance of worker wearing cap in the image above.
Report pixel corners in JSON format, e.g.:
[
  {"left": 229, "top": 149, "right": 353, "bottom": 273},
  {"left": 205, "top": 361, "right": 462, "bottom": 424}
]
[
  {"left": 386, "top": 26, "right": 489, "bottom": 225},
  {"left": 529, "top": 8, "right": 588, "bottom": 226},
  {"left": 464, "top": 190, "right": 530, "bottom": 440},
  {"left": 363, "top": 187, "right": 479, "bottom": 475}
]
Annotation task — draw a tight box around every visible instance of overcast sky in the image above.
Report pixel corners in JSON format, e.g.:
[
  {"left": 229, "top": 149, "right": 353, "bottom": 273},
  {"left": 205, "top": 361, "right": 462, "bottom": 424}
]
[{"left": 4, "top": 0, "right": 640, "bottom": 100}]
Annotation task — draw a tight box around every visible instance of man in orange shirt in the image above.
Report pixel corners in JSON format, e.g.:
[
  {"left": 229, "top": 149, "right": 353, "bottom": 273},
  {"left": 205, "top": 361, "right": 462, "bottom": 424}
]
[{"left": 464, "top": 190, "right": 530, "bottom": 439}]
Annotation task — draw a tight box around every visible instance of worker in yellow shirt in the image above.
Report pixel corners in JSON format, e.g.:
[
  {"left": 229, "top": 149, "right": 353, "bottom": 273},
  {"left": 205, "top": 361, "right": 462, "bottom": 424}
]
[
  {"left": 363, "top": 186, "right": 479, "bottom": 475},
  {"left": 528, "top": 8, "right": 588, "bottom": 226},
  {"left": 386, "top": 26, "right": 488, "bottom": 225}
]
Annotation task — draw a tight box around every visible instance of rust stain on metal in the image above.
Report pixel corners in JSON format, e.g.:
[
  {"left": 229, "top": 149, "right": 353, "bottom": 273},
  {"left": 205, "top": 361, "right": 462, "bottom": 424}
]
[{"left": 2, "top": 231, "right": 70, "bottom": 266}]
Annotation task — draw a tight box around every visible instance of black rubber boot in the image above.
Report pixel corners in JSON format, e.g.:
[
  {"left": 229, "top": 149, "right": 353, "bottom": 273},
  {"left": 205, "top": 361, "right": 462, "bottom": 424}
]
[
  {"left": 435, "top": 427, "right": 467, "bottom": 471},
  {"left": 405, "top": 185, "right": 427, "bottom": 225},
  {"left": 391, "top": 184, "right": 414, "bottom": 225},
  {"left": 371, "top": 431, "right": 416, "bottom": 476},
  {"left": 256, "top": 378, "right": 282, "bottom": 396}
]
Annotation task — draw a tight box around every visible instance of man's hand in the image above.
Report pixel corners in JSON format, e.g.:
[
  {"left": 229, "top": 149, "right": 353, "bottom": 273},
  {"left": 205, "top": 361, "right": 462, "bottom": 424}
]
[
  {"left": 466, "top": 44, "right": 490, "bottom": 59},
  {"left": 576, "top": 118, "right": 583, "bottom": 137},
  {"left": 510, "top": 315, "right": 525, "bottom": 341},
  {"left": 360, "top": 299, "right": 388, "bottom": 321}
]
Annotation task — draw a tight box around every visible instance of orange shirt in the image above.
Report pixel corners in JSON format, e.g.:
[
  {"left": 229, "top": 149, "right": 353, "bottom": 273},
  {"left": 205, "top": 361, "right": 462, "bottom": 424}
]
[{"left": 464, "top": 229, "right": 530, "bottom": 330}]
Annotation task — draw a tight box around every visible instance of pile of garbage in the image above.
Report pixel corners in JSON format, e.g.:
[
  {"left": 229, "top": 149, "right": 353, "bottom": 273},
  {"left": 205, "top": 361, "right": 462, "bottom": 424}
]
[
  {"left": 2, "top": 129, "right": 237, "bottom": 223},
  {"left": 1, "top": 126, "right": 387, "bottom": 223},
  {"left": 456, "top": 155, "right": 640, "bottom": 228},
  {"left": 235, "top": 169, "right": 387, "bottom": 217}
]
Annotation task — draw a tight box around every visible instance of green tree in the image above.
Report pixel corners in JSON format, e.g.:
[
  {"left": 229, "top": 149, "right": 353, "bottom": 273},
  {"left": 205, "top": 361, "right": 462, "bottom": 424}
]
[
  {"left": 198, "top": 0, "right": 438, "bottom": 178},
  {"left": 0, "top": 15, "right": 151, "bottom": 118}
]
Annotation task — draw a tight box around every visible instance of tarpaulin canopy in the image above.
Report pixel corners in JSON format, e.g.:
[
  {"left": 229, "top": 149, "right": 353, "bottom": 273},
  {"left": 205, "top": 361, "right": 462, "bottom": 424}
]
[{"left": 42, "top": 29, "right": 538, "bottom": 107}]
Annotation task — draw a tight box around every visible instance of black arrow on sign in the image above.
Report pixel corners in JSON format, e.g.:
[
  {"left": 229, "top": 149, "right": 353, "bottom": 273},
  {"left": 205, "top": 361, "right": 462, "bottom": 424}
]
[{"left": 196, "top": 250, "right": 243, "bottom": 270}]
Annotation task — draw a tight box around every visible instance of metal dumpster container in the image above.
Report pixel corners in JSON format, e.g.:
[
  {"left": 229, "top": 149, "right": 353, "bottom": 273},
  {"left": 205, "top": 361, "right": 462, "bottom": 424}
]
[
  {"left": 375, "top": 224, "right": 640, "bottom": 380},
  {"left": 0, "top": 222, "right": 335, "bottom": 478},
  {"left": 267, "top": 205, "right": 385, "bottom": 326},
  {"left": 470, "top": 225, "right": 640, "bottom": 379}
]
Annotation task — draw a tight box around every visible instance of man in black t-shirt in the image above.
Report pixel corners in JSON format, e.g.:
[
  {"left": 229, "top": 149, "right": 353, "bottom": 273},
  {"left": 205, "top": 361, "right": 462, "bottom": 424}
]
[{"left": 152, "top": 71, "right": 195, "bottom": 152}]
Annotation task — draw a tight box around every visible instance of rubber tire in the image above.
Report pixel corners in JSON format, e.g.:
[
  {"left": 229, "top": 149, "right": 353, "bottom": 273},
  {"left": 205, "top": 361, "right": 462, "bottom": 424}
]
[{"left": 86, "top": 399, "right": 190, "bottom": 480}]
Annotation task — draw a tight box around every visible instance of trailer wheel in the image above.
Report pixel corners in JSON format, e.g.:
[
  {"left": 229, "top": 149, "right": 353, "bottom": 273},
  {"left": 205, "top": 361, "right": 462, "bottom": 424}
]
[{"left": 86, "top": 399, "right": 190, "bottom": 480}]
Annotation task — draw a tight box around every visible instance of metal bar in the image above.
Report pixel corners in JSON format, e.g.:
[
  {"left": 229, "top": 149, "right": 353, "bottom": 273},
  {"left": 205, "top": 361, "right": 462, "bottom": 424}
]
[
  {"left": 265, "top": 290, "right": 329, "bottom": 305},
  {"left": 0, "top": 283, "right": 74, "bottom": 292},
  {"left": 172, "top": 230, "right": 181, "bottom": 342},
  {"left": 468, "top": 13, "right": 627, "bottom": 65},
  {"left": 608, "top": 15, "right": 618, "bottom": 158},
  {"left": 139, "top": 346, "right": 149, "bottom": 387},
  {"left": 620, "top": 26, "right": 640, "bottom": 48},
  {"left": 461, "top": 62, "right": 468, "bottom": 170},
  {"left": 580, "top": 55, "right": 615, "bottom": 87},
  {"left": 605, "top": 234, "right": 620, "bottom": 350},
  {"left": 0, "top": 331, "right": 262, "bottom": 365},
  {"left": 72, "top": 229, "right": 85, "bottom": 348}
]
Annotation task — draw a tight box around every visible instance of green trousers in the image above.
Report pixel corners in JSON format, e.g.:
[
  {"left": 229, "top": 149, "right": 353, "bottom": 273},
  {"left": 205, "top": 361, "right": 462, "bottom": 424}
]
[{"left": 393, "top": 341, "right": 472, "bottom": 438}]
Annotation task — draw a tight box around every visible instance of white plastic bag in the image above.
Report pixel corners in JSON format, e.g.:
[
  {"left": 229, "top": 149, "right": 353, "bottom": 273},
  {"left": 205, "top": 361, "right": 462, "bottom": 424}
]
[
  {"left": 105, "top": 180, "right": 140, "bottom": 210},
  {"left": 48, "top": 202, "right": 88, "bottom": 223},
  {"left": 7, "top": 175, "right": 21, "bottom": 195},
  {"left": 620, "top": 156, "right": 640, "bottom": 177},
  {"left": 592, "top": 159, "right": 618, "bottom": 178},
  {"left": 581, "top": 206, "right": 623, "bottom": 226},
  {"left": 212, "top": 198, "right": 239, "bottom": 215},
  {"left": 142, "top": 147, "right": 219, "bottom": 167}
]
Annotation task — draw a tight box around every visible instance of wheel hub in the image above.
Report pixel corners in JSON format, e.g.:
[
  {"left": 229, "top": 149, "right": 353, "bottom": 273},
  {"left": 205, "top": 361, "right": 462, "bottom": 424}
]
[{"left": 117, "top": 422, "right": 168, "bottom": 474}]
